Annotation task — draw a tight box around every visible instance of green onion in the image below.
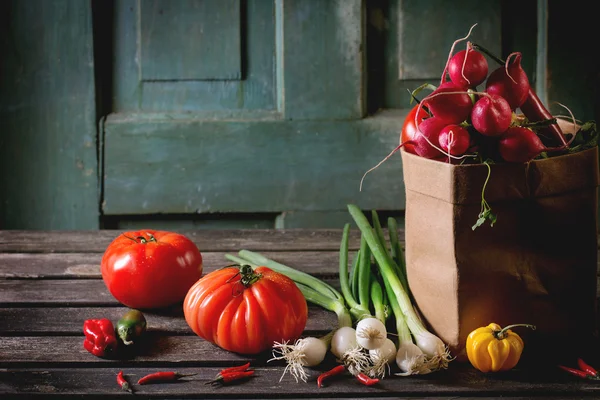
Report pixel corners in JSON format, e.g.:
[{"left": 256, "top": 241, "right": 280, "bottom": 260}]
[
  {"left": 338, "top": 224, "right": 371, "bottom": 320},
  {"left": 347, "top": 204, "right": 451, "bottom": 368}
]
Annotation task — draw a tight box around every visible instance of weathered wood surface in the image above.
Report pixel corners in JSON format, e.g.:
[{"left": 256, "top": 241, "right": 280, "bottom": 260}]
[
  {"left": 0, "top": 229, "right": 370, "bottom": 253},
  {"left": 0, "top": 307, "right": 336, "bottom": 336},
  {"left": 0, "top": 366, "right": 597, "bottom": 398},
  {"left": 0, "top": 251, "right": 342, "bottom": 278},
  {"left": 102, "top": 114, "right": 406, "bottom": 215},
  {"left": 0, "top": 0, "right": 98, "bottom": 230},
  {"left": 1, "top": 229, "right": 599, "bottom": 398}
]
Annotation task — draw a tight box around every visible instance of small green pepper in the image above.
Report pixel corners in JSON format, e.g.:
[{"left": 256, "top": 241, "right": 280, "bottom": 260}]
[{"left": 116, "top": 309, "right": 147, "bottom": 345}]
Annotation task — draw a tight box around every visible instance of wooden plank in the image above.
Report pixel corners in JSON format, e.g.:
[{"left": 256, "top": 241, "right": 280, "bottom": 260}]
[
  {"left": 102, "top": 112, "right": 406, "bottom": 214},
  {"left": 0, "top": 336, "right": 252, "bottom": 366},
  {"left": 0, "top": 364, "right": 595, "bottom": 397},
  {"left": 0, "top": 0, "right": 98, "bottom": 229},
  {"left": 0, "top": 306, "right": 336, "bottom": 336},
  {"left": 281, "top": 0, "right": 365, "bottom": 119},
  {"left": 140, "top": 0, "right": 241, "bottom": 81},
  {"left": 114, "top": 215, "right": 275, "bottom": 230},
  {"left": 0, "top": 251, "right": 345, "bottom": 279},
  {"left": 0, "top": 278, "right": 342, "bottom": 306},
  {"left": 112, "top": 0, "right": 276, "bottom": 113},
  {"left": 0, "top": 229, "right": 379, "bottom": 253},
  {"left": 276, "top": 211, "right": 405, "bottom": 229}
]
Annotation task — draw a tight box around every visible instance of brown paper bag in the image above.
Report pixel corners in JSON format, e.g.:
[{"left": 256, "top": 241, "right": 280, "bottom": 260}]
[{"left": 401, "top": 146, "right": 599, "bottom": 362}]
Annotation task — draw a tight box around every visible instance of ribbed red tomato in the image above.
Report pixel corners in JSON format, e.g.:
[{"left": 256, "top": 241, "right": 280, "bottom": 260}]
[
  {"left": 101, "top": 230, "right": 203, "bottom": 309},
  {"left": 183, "top": 265, "right": 308, "bottom": 355}
]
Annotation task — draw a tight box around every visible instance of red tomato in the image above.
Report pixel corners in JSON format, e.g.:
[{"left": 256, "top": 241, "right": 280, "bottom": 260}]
[
  {"left": 183, "top": 265, "right": 308, "bottom": 355},
  {"left": 101, "top": 230, "right": 203, "bottom": 309},
  {"left": 401, "top": 104, "right": 429, "bottom": 154}
]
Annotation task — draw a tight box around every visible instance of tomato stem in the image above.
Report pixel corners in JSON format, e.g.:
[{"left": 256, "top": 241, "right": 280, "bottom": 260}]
[
  {"left": 227, "top": 264, "right": 262, "bottom": 288},
  {"left": 121, "top": 233, "right": 158, "bottom": 244}
]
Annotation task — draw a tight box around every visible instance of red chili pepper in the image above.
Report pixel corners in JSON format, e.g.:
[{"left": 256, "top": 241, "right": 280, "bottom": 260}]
[
  {"left": 206, "top": 370, "right": 255, "bottom": 386},
  {"left": 355, "top": 372, "right": 379, "bottom": 386},
  {"left": 317, "top": 365, "right": 346, "bottom": 388},
  {"left": 116, "top": 371, "right": 132, "bottom": 393},
  {"left": 220, "top": 362, "right": 251, "bottom": 375},
  {"left": 558, "top": 365, "right": 591, "bottom": 379},
  {"left": 577, "top": 358, "right": 599, "bottom": 377},
  {"left": 82, "top": 318, "right": 118, "bottom": 358},
  {"left": 137, "top": 371, "right": 197, "bottom": 385}
]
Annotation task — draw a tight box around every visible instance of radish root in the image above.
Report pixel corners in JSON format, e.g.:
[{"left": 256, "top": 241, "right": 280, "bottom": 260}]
[
  {"left": 460, "top": 42, "right": 474, "bottom": 86},
  {"left": 504, "top": 52, "right": 520, "bottom": 85},
  {"left": 554, "top": 102, "right": 577, "bottom": 147},
  {"left": 440, "top": 23, "right": 478, "bottom": 85},
  {"left": 359, "top": 143, "right": 409, "bottom": 191}
]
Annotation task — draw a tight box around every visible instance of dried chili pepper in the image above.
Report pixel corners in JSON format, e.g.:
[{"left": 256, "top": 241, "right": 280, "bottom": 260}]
[
  {"left": 557, "top": 365, "right": 600, "bottom": 380},
  {"left": 82, "top": 318, "right": 118, "bottom": 358},
  {"left": 355, "top": 372, "right": 379, "bottom": 386},
  {"left": 559, "top": 365, "right": 590, "bottom": 379},
  {"left": 206, "top": 370, "right": 255, "bottom": 386},
  {"left": 317, "top": 365, "right": 346, "bottom": 388},
  {"left": 578, "top": 358, "right": 599, "bottom": 378},
  {"left": 116, "top": 370, "right": 132, "bottom": 393},
  {"left": 137, "top": 371, "right": 197, "bottom": 385},
  {"left": 219, "top": 362, "right": 251, "bottom": 375}
]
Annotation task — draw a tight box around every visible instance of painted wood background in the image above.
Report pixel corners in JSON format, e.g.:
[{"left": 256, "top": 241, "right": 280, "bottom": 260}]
[{"left": 0, "top": 0, "right": 597, "bottom": 230}]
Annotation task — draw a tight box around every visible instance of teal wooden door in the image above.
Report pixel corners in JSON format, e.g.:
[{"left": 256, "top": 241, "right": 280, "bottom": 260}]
[
  {"left": 99, "top": 0, "right": 505, "bottom": 229},
  {"left": 1, "top": 0, "right": 596, "bottom": 229}
]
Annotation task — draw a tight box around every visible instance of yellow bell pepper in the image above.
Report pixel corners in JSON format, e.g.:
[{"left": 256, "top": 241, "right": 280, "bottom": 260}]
[{"left": 466, "top": 323, "right": 536, "bottom": 373}]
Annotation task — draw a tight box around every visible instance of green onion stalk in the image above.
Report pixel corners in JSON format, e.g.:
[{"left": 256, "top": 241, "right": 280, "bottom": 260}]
[
  {"left": 347, "top": 204, "right": 453, "bottom": 372},
  {"left": 337, "top": 224, "right": 390, "bottom": 362},
  {"left": 225, "top": 248, "right": 371, "bottom": 380}
]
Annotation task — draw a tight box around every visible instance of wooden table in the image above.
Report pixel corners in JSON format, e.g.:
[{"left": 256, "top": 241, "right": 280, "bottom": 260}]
[{"left": 1, "top": 229, "right": 599, "bottom": 399}]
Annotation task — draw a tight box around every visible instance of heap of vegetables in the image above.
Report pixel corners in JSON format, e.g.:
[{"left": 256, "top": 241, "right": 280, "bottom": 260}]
[
  {"left": 362, "top": 24, "right": 597, "bottom": 229},
  {"left": 399, "top": 23, "right": 595, "bottom": 163},
  {"left": 226, "top": 205, "right": 452, "bottom": 383}
]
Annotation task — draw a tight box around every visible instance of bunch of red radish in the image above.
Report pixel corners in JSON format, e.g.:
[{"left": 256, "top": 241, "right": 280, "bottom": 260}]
[{"left": 401, "top": 42, "right": 568, "bottom": 164}]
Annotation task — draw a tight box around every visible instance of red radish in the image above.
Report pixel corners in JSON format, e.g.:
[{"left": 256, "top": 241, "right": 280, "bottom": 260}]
[
  {"left": 485, "top": 52, "right": 530, "bottom": 110},
  {"left": 412, "top": 117, "right": 447, "bottom": 159},
  {"left": 423, "top": 82, "right": 473, "bottom": 124},
  {"left": 448, "top": 47, "right": 488, "bottom": 88},
  {"left": 498, "top": 126, "right": 545, "bottom": 163},
  {"left": 471, "top": 94, "right": 512, "bottom": 136},
  {"left": 519, "top": 88, "right": 567, "bottom": 146},
  {"left": 438, "top": 124, "right": 471, "bottom": 156}
]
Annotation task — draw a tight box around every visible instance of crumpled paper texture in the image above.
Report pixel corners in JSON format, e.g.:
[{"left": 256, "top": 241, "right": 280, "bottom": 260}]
[{"left": 401, "top": 146, "right": 599, "bottom": 361}]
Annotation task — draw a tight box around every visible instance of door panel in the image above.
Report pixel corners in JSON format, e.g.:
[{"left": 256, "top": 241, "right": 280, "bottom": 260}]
[
  {"left": 102, "top": 0, "right": 502, "bottom": 227},
  {"left": 140, "top": 0, "right": 241, "bottom": 81},
  {"left": 102, "top": 112, "right": 404, "bottom": 215},
  {"left": 113, "top": 0, "right": 275, "bottom": 112}
]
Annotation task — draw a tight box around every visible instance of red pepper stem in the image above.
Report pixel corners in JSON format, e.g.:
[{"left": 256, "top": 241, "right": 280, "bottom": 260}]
[
  {"left": 495, "top": 324, "right": 536, "bottom": 339},
  {"left": 116, "top": 371, "right": 133, "bottom": 393},
  {"left": 175, "top": 373, "right": 197, "bottom": 378}
]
